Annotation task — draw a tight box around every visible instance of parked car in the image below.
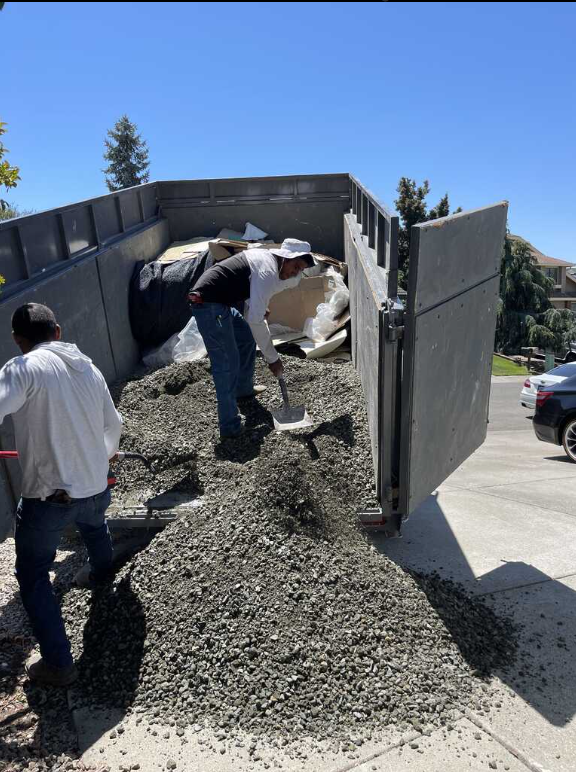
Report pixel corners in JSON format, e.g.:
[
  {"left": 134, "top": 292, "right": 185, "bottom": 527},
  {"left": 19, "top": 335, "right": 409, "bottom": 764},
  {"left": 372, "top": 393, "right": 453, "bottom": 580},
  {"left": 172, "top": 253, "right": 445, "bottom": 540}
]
[
  {"left": 520, "top": 363, "right": 576, "bottom": 409},
  {"left": 532, "top": 373, "right": 576, "bottom": 462}
]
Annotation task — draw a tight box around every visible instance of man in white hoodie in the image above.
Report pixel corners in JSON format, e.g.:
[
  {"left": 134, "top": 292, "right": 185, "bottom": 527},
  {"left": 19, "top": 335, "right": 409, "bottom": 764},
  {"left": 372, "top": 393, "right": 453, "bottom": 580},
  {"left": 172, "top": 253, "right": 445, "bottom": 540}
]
[{"left": 0, "top": 303, "right": 122, "bottom": 687}]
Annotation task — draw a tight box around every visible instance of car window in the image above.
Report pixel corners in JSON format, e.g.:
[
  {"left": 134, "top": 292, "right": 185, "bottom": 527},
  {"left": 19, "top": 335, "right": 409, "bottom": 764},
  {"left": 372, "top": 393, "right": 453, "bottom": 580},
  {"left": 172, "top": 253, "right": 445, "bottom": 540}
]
[{"left": 546, "top": 364, "right": 576, "bottom": 377}]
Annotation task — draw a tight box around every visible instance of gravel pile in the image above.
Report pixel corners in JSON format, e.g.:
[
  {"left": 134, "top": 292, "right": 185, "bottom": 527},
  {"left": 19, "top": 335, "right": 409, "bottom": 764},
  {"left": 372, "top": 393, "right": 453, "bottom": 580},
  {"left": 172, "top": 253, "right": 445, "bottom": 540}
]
[{"left": 62, "top": 358, "right": 517, "bottom": 746}]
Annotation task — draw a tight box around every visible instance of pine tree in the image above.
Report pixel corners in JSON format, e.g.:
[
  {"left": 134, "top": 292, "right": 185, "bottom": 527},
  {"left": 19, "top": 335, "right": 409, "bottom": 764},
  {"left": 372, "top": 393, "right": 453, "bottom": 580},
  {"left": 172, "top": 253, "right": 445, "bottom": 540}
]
[
  {"left": 394, "top": 178, "right": 459, "bottom": 287},
  {"left": 103, "top": 115, "right": 150, "bottom": 192},
  {"left": 427, "top": 193, "right": 450, "bottom": 221}
]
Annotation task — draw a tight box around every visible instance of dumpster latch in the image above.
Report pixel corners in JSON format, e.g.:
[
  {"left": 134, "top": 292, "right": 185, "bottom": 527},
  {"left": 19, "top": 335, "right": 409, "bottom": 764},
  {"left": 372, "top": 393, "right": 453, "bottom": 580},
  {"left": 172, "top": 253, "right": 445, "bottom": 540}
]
[{"left": 387, "top": 323, "right": 404, "bottom": 341}]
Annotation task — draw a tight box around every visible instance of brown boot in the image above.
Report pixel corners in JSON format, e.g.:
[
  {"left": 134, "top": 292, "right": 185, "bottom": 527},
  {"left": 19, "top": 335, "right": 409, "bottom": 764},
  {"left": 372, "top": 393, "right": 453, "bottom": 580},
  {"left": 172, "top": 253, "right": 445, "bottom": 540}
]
[{"left": 25, "top": 652, "right": 78, "bottom": 687}]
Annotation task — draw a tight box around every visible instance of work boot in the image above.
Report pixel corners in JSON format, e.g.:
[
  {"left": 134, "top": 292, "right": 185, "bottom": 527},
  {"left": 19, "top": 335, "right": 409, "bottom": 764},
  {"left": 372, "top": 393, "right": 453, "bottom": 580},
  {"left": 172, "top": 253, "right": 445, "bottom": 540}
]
[
  {"left": 237, "top": 385, "right": 267, "bottom": 400},
  {"left": 73, "top": 566, "right": 99, "bottom": 590},
  {"left": 25, "top": 652, "right": 78, "bottom": 687},
  {"left": 220, "top": 420, "right": 246, "bottom": 440},
  {"left": 74, "top": 562, "right": 113, "bottom": 590},
  {"left": 74, "top": 539, "right": 145, "bottom": 589}
]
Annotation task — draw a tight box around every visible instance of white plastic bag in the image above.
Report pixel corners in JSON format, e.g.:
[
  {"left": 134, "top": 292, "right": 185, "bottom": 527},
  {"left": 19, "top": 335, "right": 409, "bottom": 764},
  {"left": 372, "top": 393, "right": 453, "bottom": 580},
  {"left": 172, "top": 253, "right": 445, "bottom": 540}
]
[
  {"left": 142, "top": 332, "right": 181, "bottom": 368},
  {"left": 243, "top": 222, "right": 269, "bottom": 241},
  {"left": 303, "top": 268, "right": 350, "bottom": 342},
  {"left": 173, "top": 316, "right": 207, "bottom": 362},
  {"left": 142, "top": 317, "right": 207, "bottom": 368}
]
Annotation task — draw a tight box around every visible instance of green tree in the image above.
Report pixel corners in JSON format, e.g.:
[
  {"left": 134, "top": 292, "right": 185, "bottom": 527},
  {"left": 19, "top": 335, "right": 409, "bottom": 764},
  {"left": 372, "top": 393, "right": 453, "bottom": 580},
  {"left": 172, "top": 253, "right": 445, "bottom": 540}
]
[
  {"left": 0, "top": 120, "right": 21, "bottom": 212},
  {"left": 427, "top": 193, "right": 450, "bottom": 221},
  {"left": 0, "top": 203, "right": 35, "bottom": 222},
  {"left": 103, "top": 115, "right": 150, "bottom": 192},
  {"left": 0, "top": 119, "right": 21, "bottom": 292},
  {"left": 394, "top": 178, "right": 460, "bottom": 287},
  {"left": 495, "top": 236, "right": 576, "bottom": 354}
]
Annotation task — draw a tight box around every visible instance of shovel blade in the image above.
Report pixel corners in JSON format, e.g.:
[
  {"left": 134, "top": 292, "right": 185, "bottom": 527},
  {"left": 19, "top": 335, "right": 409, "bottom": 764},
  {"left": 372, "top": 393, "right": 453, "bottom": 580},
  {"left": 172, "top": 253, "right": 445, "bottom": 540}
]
[{"left": 272, "top": 405, "right": 314, "bottom": 432}]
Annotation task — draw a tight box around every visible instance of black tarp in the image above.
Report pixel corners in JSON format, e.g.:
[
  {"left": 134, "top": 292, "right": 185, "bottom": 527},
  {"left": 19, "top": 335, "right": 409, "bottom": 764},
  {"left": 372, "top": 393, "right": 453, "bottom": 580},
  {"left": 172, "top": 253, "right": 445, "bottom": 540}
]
[{"left": 129, "top": 252, "right": 213, "bottom": 346}]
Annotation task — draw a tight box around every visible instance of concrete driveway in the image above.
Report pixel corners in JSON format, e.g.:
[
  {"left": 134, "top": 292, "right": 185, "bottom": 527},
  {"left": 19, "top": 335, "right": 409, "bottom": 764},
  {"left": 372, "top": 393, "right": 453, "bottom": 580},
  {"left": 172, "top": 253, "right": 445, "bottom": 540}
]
[
  {"left": 373, "top": 375, "right": 576, "bottom": 772},
  {"left": 77, "top": 376, "right": 576, "bottom": 772}
]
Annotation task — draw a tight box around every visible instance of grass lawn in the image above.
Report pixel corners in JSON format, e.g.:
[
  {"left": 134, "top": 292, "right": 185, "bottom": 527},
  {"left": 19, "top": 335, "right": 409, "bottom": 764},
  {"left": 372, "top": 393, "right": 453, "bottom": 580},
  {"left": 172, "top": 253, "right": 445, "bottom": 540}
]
[{"left": 492, "top": 354, "right": 529, "bottom": 376}]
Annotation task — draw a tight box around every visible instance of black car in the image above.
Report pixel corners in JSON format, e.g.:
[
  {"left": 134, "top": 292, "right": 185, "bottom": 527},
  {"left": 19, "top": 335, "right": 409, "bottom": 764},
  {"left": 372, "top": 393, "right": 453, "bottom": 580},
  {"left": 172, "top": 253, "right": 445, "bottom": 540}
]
[{"left": 533, "top": 372, "right": 576, "bottom": 462}]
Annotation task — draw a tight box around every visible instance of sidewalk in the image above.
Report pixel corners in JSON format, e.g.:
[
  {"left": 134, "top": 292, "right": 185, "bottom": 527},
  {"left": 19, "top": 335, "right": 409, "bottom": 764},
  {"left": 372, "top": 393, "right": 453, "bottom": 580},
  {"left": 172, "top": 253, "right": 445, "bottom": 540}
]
[{"left": 76, "top": 380, "right": 576, "bottom": 771}]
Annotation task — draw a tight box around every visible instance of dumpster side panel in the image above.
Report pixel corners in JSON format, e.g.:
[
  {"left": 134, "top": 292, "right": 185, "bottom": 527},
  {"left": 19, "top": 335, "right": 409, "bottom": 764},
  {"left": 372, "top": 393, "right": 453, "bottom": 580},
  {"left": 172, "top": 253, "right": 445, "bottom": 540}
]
[
  {"left": 0, "top": 219, "right": 169, "bottom": 540},
  {"left": 0, "top": 259, "right": 115, "bottom": 380},
  {"left": 344, "top": 215, "right": 388, "bottom": 495},
  {"left": 96, "top": 219, "right": 170, "bottom": 381},
  {"left": 399, "top": 203, "right": 508, "bottom": 516},
  {"left": 162, "top": 201, "right": 348, "bottom": 260},
  {"left": 0, "top": 182, "right": 159, "bottom": 298},
  {"left": 157, "top": 174, "right": 350, "bottom": 259}
]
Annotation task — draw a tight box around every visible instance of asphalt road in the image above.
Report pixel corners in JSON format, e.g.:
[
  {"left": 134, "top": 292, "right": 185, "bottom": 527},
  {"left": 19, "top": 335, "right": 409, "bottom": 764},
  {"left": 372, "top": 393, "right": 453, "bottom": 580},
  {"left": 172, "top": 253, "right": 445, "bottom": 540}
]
[{"left": 488, "top": 375, "right": 534, "bottom": 433}]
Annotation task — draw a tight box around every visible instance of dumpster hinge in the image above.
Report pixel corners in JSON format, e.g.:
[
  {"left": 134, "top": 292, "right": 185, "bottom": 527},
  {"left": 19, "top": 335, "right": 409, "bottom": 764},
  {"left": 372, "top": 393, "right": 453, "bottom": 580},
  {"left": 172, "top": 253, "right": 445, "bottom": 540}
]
[{"left": 385, "top": 298, "right": 404, "bottom": 341}]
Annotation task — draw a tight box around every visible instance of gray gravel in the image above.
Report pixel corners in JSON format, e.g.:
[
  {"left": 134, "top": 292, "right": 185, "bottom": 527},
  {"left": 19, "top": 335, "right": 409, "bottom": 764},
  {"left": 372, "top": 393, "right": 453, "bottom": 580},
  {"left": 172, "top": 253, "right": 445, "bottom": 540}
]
[{"left": 61, "top": 358, "right": 517, "bottom": 746}]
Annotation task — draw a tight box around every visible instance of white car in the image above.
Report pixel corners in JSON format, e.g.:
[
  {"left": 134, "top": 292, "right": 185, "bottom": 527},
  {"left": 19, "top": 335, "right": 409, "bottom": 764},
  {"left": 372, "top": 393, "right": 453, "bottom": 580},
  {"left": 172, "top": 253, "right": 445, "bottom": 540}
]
[{"left": 520, "top": 363, "right": 576, "bottom": 409}]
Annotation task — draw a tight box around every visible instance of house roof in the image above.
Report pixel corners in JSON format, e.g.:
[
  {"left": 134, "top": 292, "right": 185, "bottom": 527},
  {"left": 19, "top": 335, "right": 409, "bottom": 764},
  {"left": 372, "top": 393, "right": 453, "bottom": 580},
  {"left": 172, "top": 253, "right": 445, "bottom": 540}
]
[
  {"left": 508, "top": 234, "right": 573, "bottom": 267},
  {"left": 536, "top": 255, "right": 574, "bottom": 267}
]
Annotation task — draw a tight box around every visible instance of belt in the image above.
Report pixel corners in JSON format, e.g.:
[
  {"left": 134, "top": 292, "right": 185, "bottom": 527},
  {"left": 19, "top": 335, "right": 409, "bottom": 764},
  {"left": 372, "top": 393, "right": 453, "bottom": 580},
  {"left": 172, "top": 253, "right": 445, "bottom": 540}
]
[{"left": 46, "top": 489, "right": 74, "bottom": 504}]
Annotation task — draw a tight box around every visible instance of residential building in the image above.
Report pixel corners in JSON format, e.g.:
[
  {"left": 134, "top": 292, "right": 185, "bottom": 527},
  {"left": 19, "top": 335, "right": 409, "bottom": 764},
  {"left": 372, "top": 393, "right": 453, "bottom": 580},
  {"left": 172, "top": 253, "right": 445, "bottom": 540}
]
[{"left": 509, "top": 235, "right": 576, "bottom": 311}]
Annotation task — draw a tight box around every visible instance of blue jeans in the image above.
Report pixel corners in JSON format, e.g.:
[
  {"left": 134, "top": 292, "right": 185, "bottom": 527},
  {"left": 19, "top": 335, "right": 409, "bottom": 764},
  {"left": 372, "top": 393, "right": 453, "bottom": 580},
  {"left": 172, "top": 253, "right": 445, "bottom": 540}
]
[
  {"left": 15, "top": 488, "right": 113, "bottom": 669},
  {"left": 190, "top": 303, "right": 256, "bottom": 436}
]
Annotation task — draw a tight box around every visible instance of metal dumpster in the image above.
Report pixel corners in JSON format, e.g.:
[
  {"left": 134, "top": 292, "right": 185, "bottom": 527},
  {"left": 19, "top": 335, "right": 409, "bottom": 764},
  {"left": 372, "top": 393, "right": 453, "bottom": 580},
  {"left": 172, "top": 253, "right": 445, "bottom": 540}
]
[{"left": 0, "top": 173, "right": 507, "bottom": 539}]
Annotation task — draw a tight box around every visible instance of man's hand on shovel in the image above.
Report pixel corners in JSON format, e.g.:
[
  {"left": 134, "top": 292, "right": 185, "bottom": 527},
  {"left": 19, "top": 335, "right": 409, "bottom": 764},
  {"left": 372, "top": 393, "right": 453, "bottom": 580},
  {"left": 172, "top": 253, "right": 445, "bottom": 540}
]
[{"left": 268, "top": 359, "right": 284, "bottom": 379}]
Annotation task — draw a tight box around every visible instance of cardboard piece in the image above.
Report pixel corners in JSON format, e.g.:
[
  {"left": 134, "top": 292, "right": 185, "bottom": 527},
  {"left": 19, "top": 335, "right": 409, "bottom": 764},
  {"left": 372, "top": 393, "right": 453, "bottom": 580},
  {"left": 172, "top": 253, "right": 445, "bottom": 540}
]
[
  {"left": 208, "top": 238, "right": 252, "bottom": 261},
  {"left": 267, "top": 276, "right": 329, "bottom": 332},
  {"left": 158, "top": 238, "right": 211, "bottom": 264}
]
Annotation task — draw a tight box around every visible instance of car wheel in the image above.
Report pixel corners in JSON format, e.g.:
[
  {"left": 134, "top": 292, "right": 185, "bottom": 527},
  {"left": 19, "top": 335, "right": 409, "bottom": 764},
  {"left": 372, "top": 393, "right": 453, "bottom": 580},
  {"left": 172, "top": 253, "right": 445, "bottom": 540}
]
[{"left": 562, "top": 418, "right": 576, "bottom": 463}]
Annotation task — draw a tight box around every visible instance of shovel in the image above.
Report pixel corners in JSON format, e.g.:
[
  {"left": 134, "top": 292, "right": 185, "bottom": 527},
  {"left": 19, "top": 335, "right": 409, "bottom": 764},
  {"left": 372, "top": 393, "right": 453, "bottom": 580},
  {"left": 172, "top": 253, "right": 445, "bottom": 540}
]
[{"left": 272, "top": 377, "right": 314, "bottom": 432}]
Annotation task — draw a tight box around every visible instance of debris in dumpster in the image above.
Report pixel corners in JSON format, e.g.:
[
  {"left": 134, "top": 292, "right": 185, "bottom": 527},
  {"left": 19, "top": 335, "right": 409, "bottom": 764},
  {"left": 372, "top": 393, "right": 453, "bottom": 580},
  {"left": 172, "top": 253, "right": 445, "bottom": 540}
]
[
  {"left": 243, "top": 221, "right": 269, "bottom": 241},
  {"left": 158, "top": 237, "right": 212, "bottom": 264},
  {"left": 268, "top": 275, "right": 330, "bottom": 332},
  {"left": 216, "top": 222, "right": 270, "bottom": 242},
  {"left": 62, "top": 357, "right": 517, "bottom": 749},
  {"left": 142, "top": 316, "right": 207, "bottom": 368},
  {"left": 130, "top": 254, "right": 212, "bottom": 346},
  {"left": 298, "top": 326, "right": 347, "bottom": 359},
  {"left": 304, "top": 267, "right": 350, "bottom": 343}
]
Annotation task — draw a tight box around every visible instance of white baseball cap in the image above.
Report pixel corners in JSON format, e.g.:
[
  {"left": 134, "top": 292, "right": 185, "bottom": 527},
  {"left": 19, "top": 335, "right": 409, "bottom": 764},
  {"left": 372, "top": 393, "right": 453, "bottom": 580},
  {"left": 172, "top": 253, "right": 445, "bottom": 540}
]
[{"left": 271, "top": 238, "right": 314, "bottom": 265}]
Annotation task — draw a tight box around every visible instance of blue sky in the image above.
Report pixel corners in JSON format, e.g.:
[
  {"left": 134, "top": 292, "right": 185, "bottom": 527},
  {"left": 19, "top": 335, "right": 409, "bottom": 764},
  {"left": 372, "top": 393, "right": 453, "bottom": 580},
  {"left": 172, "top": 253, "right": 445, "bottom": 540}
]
[{"left": 2, "top": 1, "right": 575, "bottom": 259}]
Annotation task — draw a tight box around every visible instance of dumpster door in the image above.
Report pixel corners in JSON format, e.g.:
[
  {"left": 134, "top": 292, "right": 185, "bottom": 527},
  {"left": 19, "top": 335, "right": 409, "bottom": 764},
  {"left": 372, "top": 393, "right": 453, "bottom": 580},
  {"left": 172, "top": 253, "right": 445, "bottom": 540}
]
[{"left": 398, "top": 202, "right": 508, "bottom": 517}]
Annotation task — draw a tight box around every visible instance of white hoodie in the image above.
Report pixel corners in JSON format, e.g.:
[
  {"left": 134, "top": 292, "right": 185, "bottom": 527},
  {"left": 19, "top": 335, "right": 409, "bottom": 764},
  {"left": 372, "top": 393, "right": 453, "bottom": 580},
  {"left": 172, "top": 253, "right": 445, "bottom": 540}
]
[{"left": 0, "top": 342, "right": 122, "bottom": 500}]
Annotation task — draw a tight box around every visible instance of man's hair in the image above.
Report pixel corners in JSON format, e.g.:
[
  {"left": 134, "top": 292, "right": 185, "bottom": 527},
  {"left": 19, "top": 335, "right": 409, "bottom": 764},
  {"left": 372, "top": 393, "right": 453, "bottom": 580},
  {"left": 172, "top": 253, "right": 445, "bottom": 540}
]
[{"left": 12, "top": 303, "right": 58, "bottom": 346}]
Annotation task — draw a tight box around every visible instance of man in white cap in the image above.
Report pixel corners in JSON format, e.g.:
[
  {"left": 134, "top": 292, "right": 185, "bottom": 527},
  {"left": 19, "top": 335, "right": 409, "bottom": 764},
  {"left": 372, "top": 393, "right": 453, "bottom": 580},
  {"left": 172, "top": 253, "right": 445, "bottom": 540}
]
[{"left": 188, "top": 239, "right": 314, "bottom": 438}]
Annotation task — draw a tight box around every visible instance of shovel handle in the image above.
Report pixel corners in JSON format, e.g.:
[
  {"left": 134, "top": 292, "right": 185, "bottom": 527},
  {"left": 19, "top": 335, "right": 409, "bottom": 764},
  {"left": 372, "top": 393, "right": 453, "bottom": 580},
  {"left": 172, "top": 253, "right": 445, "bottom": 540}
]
[
  {"left": 0, "top": 451, "right": 18, "bottom": 459},
  {"left": 278, "top": 376, "right": 291, "bottom": 409}
]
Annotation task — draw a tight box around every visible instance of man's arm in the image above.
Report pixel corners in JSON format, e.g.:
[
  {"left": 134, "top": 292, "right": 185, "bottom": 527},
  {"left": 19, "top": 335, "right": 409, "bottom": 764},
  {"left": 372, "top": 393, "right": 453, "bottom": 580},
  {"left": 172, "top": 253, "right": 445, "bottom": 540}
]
[
  {"left": 0, "top": 361, "right": 29, "bottom": 425},
  {"left": 101, "top": 380, "right": 123, "bottom": 459},
  {"left": 244, "top": 261, "right": 284, "bottom": 374}
]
